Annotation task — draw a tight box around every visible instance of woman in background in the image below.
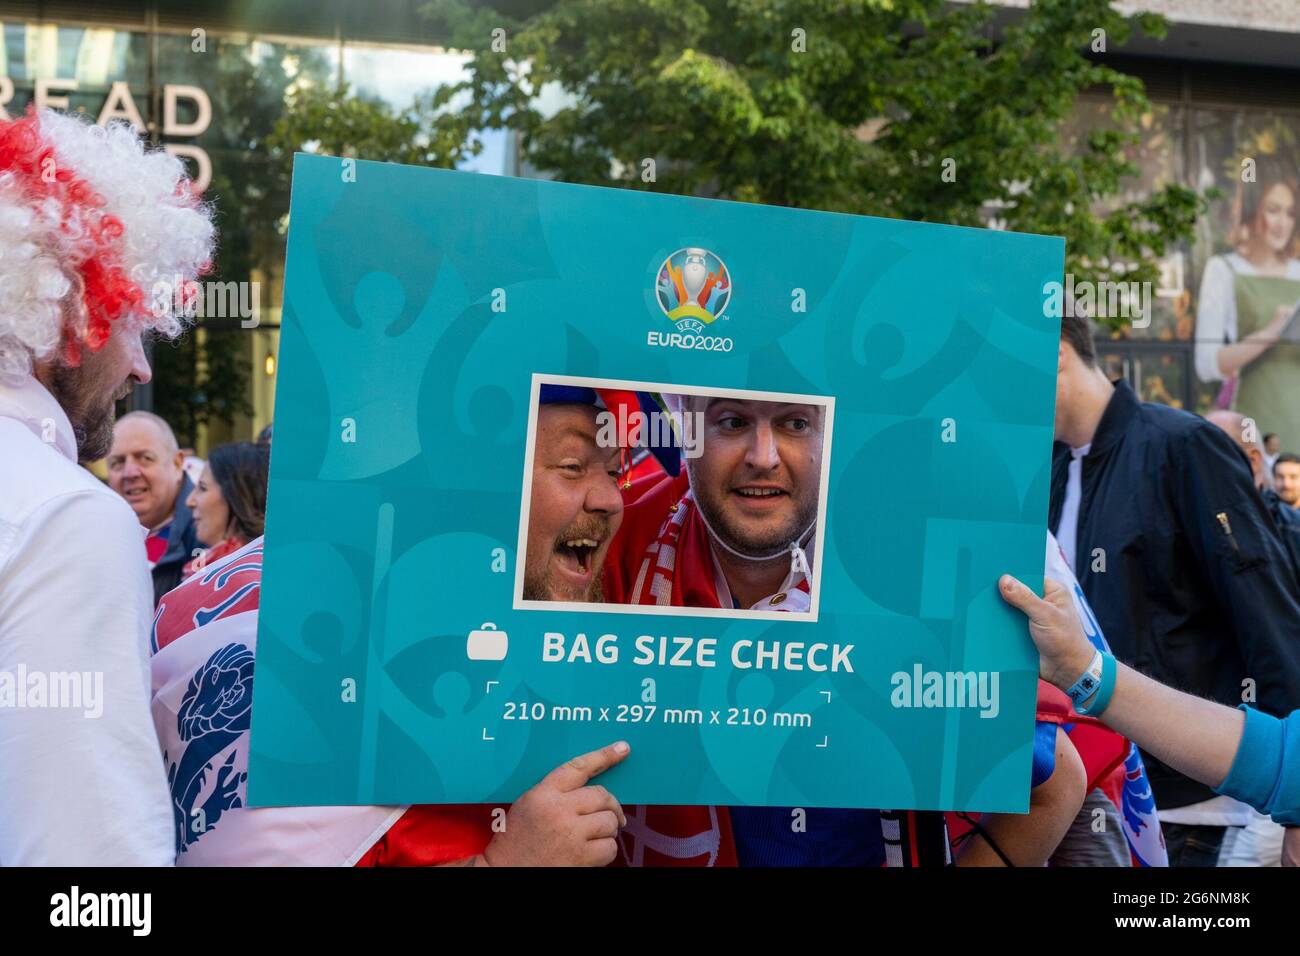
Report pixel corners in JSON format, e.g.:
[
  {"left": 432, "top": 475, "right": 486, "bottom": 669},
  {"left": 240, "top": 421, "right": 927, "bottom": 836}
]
[
  {"left": 183, "top": 441, "right": 269, "bottom": 576},
  {"left": 1195, "top": 161, "right": 1300, "bottom": 446}
]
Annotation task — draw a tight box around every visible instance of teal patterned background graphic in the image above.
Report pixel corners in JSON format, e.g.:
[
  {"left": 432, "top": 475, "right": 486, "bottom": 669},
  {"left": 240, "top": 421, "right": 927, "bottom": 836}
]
[{"left": 247, "top": 154, "right": 1065, "bottom": 811}]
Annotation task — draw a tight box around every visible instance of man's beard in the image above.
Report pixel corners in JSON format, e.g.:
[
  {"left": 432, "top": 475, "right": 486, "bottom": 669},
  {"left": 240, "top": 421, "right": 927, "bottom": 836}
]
[
  {"left": 522, "top": 513, "right": 611, "bottom": 602},
  {"left": 690, "top": 461, "right": 817, "bottom": 558},
  {"left": 48, "top": 364, "right": 119, "bottom": 461},
  {"left": 522, "top": 568, "right": 605, "bottom": 603}
]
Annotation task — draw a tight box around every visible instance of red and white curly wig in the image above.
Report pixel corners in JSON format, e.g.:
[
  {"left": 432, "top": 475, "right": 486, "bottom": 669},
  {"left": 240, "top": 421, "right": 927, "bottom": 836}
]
[{"left": 0, "top": 107, "right": 215, "bottom": 383}]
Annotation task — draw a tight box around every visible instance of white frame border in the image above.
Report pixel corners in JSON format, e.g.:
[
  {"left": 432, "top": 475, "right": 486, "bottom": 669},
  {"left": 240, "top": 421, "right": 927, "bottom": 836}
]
[{"left": 513, "top": 372, "right": 835, "bottom": 623}]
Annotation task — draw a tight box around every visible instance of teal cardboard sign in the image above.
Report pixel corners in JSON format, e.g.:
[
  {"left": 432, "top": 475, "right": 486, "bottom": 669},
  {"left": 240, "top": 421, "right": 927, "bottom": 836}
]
[{"left": 247, "top": 153, "right": 1063, "bottom": 812}]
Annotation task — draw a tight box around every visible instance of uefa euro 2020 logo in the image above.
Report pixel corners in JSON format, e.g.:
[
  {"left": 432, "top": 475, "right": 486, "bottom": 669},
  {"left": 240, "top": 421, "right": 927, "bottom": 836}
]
[{"left": 650, "top": 247, "right": 734, "bottom": 353}]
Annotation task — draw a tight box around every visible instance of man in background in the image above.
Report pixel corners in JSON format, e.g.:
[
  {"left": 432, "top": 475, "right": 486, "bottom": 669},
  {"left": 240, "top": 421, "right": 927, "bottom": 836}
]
[
  {"left": 1275, "top": 453, "right": 1300, "bottom": 512},
  {"left": 1050, "top": 313, "right": 1300, "bottom": 866},
  {"left": 1207, "top": 410, "right": 1300, "bottom": 588},
  {"left": 107, "top": 410, "right": 199, "bottom": 604}
]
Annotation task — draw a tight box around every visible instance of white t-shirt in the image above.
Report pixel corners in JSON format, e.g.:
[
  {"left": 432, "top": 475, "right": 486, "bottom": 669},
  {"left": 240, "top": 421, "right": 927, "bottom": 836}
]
[
  {"left": 1159, "top": 794, "right": 1252, "bottom": 828},
  {"left": 0, "top": 375, "right": 174, "bottom": 865},
  {"left": 1054, "top": 443, "right": 1091, "bottom": 574},
  {"left": 1194, "top": 252, "right": 1300, "bottom": 385}
]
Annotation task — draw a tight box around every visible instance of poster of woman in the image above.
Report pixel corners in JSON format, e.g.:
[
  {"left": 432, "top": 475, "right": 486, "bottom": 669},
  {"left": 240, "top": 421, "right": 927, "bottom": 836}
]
[{"left": 1195, "top": 159, "right": 1300, "bottom": 446}]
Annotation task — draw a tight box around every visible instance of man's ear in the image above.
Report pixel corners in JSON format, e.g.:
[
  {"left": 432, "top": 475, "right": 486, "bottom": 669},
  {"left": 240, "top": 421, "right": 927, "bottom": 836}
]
[
  {"left": 173, "top": 449, "right": 186, "bottom": 474},
  {"left": 1248, "top": 448, "right": 1265, "bottom": 480}
]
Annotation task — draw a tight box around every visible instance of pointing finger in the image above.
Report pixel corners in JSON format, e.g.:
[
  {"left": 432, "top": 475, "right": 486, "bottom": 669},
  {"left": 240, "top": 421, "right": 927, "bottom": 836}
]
[{"left": 543, "top": 740, "right": 631, "bottom": 792}]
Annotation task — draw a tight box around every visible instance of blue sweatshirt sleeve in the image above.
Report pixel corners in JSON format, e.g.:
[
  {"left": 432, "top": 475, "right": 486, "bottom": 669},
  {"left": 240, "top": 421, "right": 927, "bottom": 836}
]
[{"left": 1214, "top": 706, "right": 1300, "bottom": 826}]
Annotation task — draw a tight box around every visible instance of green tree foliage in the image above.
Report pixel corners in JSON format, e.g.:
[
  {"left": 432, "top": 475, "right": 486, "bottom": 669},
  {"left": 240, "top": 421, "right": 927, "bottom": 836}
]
[
  {"left": 422, "top": 0, "right": 1205, "bottom": 322},
  {"left": 266, "top": 81, "right": 477, "bottom": 167}
]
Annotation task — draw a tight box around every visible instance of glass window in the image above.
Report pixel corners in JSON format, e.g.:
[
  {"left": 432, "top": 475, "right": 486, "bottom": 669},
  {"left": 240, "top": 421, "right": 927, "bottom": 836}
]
[
  {"left": 155, "top": 33, "right": 340, "bottom": 151},
  {"left": 341, "top": 42, "right": 465, "bottom": 112},
  {"left": 0, "top": 23, "right": 149, "bottom": 122},
  {"left": 340, "top": 41, "right": 513, "bottom": 175}
]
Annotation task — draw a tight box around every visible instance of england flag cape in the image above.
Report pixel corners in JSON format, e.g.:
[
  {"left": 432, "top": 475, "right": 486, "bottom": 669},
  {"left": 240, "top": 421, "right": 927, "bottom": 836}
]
[{"left": 150, "top": 538, "right": 404, "bottom": 865}]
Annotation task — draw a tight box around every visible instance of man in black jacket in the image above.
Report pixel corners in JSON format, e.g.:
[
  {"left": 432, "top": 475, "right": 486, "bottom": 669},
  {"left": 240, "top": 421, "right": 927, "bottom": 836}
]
[{"left": 1049, "top": 314, "right": 1300, "bottom": 866}]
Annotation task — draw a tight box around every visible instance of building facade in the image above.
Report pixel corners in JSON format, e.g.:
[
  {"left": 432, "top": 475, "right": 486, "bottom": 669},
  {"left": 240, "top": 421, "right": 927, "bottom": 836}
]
[
  {"left": 2, "top": 1, "right": 1298, "bottom": 450},
  {"left": 0, "top": 0, "right": 518, "bottom": 451}
]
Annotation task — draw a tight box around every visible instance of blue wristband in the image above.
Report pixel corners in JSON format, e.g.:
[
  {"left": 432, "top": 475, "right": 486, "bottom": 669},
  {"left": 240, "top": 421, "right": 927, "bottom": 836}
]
[
  {"left": 1077, "top": 652, "right": 1117, "bottom": 718},
  {"left": 1065, "top": 649, "right": 1104, "bottom": 709}
]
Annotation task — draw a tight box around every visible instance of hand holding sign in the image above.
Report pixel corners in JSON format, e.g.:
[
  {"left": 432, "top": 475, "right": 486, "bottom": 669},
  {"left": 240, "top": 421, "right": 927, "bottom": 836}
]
[
  {"left": 482, "top": 741, "right": 631, "bottom": 867},
  {"left": 997, "top": 575, "right": 1095, "bottom": 692}
]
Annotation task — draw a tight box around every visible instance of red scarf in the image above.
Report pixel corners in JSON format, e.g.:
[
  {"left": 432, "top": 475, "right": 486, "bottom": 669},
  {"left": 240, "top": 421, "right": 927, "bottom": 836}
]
[
  {"left": 606, "top": 469, "right": 695, "bottom": 604},
  {"left": 629, "top": 489, "right": 726, "bottom": 607},
  {"left": 606, "top": 471, "right": 810, "bottom": 610}
]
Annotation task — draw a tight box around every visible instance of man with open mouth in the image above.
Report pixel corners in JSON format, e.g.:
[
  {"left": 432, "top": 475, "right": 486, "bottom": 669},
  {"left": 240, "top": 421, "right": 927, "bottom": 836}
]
[{"left": 522, "top": 384, "right": 626, "bottom": 603}]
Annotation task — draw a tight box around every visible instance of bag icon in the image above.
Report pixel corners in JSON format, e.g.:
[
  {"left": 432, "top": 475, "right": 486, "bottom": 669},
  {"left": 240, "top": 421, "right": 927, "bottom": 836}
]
[{"left": 467, "top": 623, "right": 508, "bottom": 661}]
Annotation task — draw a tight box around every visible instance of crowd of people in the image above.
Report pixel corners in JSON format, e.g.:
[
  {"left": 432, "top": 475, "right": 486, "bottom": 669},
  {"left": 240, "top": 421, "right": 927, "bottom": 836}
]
[{"left": 0, "top": 107, "right": 1297, "bottom": 868}]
